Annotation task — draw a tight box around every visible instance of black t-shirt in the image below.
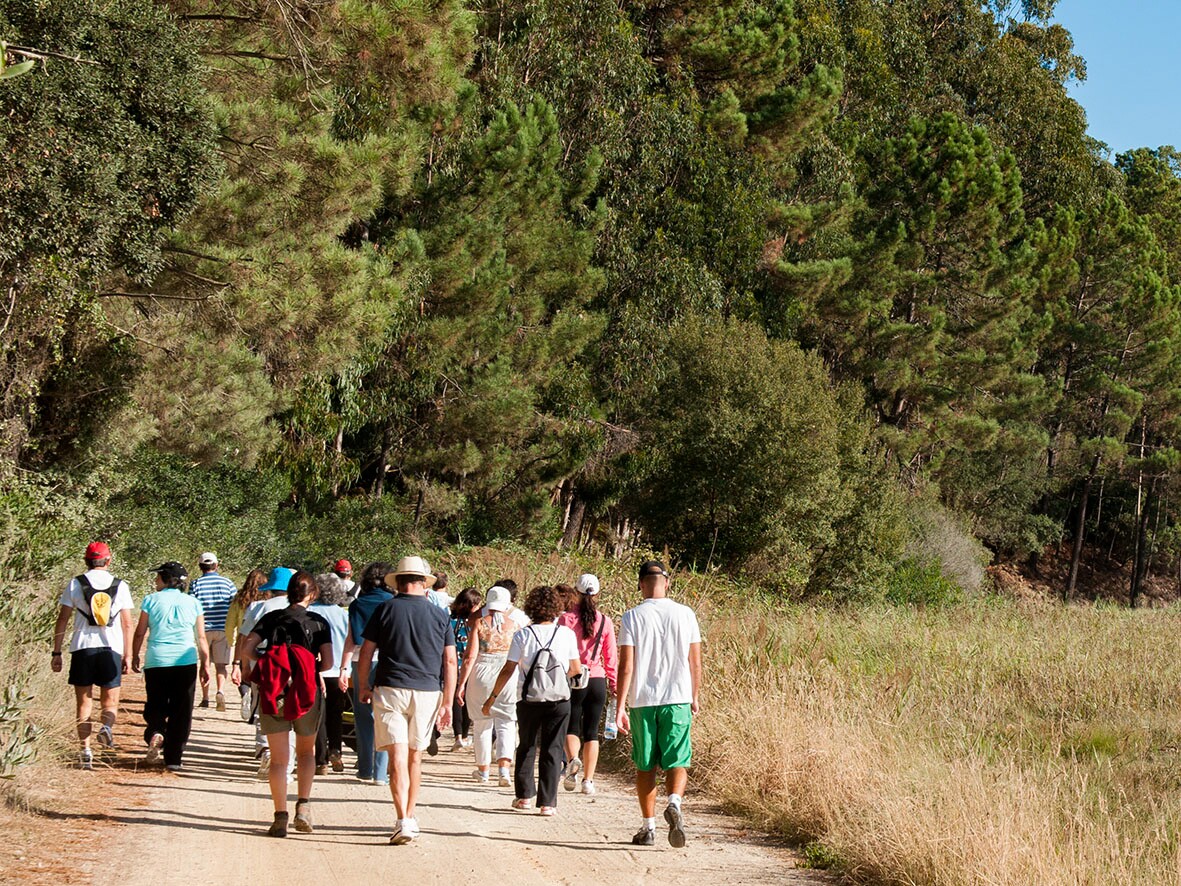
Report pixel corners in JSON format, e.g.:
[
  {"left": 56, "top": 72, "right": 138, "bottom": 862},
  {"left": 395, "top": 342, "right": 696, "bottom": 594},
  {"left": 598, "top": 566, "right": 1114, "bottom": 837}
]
[
  {"left": 362, "top": 594, "right": 455, "bottom": 691},
  {"left": 252, "top": 607, "right": 332, "bottom": 664}
]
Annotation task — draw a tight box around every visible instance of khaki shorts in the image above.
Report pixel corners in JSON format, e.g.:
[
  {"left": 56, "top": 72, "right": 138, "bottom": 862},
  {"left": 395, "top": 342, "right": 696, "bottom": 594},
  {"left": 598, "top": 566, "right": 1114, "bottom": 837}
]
[
  {"left": 373, "top": 687, "right": 442, "bottom": 750},
  {"left": 207, "top": 630, "right": 232, "bottom": 666},
  {"left": 259, "top": 693, "right": 323, "bottom": 737}
]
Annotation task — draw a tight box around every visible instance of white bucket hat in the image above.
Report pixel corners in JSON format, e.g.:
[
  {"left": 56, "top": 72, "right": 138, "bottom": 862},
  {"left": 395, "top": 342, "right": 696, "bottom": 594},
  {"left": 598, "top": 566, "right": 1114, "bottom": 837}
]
[
  {"left": 199, "top": 551, "right": 218, "bottom": 566},
  {"left": 576, "top": 573, "right": 600, "bottom": 595},
  {"left": 484, "top": 586, "right": 510, "bottom": 612},
  {"left": 385, "top": 555, "right": 436, "bottom": 588}
]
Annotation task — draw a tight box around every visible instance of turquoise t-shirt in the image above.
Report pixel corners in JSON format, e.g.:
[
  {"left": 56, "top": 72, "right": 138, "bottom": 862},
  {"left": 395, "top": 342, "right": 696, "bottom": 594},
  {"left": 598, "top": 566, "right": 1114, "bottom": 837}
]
[{"left": 142, "top": 588, "right": 204, "bottom": 669}]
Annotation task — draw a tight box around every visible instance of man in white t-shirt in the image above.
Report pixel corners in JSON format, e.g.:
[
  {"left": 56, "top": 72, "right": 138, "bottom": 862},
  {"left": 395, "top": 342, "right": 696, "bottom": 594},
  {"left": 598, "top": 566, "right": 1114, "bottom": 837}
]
[
  {"left": 51, "top": 542, "right": 135, "bottom": 770},
  {"left": 615, "top": 560, "right": 702, "bottom": 848}
]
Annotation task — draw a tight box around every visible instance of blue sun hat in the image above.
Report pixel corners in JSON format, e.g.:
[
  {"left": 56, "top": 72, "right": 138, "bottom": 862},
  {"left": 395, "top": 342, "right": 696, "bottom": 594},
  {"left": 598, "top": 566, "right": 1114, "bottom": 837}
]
[{"left": 259, "top": 566, "right": 295, "bottom": 594}]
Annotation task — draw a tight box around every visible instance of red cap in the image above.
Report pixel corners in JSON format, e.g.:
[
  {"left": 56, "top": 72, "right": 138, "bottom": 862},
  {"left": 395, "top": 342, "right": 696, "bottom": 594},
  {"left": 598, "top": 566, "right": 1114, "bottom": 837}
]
[
  {"left": 85, "top": 541, "right": 112, "bottom": 561},
  {"left": 334, "top": 559, "right": 352, "bottom": 574}
]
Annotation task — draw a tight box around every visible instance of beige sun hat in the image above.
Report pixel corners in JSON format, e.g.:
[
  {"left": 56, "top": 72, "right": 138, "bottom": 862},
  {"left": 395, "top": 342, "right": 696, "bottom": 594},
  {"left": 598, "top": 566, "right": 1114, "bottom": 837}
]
[
  {"left": 484, "top": 586, "right": 510, "bottom": 612},
  {"left": 385, "top": 555, "right": 436, "bottom": 588}
]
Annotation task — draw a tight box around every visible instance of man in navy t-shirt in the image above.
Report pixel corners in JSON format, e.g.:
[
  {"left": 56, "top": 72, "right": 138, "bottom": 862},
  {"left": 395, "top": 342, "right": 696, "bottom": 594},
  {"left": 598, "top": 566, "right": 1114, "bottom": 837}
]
[{"left": 357, "top": 555, "right": 456, "bottom": 846}]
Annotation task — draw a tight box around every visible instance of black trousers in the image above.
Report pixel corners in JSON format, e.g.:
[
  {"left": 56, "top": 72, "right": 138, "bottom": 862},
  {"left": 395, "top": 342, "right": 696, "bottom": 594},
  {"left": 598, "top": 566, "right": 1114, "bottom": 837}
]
[
  {"left": 453, "top": 697, "right": 471, "bottom": 738},
  {"left": 316, "top": 679, "right": 349, "bottom": 764},
  {"left": 515, "top": 699, "right": 571, "bottom": 807},
  {"left": 143, "top": 664, "right": 197, "bottom": 766}
]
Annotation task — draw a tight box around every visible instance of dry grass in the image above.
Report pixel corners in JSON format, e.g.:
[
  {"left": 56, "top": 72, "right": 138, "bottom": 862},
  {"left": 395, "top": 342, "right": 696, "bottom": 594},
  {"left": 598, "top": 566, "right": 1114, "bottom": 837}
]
[{"left": 695, "top": 601, "right": 1181, "bottom": 885}]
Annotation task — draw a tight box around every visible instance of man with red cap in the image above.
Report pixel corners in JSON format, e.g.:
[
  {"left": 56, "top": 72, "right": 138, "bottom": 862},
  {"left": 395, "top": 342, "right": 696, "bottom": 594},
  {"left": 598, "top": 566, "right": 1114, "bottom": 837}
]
[
  {"left": 51, "top": 542, "right": 135, "bottom": 770},
  {"left": 333, "top": 559, "right": 357, "bottom": 602}
]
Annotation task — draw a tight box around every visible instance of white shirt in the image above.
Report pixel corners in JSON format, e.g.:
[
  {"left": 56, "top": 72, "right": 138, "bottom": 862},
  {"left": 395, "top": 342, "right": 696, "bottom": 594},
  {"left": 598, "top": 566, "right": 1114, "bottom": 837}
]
[
  {"left": 60, "top": 570, "right": 134, "bottom": 654},
  {"left": 618, "top": 597, "right": 701, "bottom": 708},
  {"left": 241, "top": 595, "right": 289, "bottom": 649},
  {"left": 508, "top": 622, "right": 579, "bottom": 695}
]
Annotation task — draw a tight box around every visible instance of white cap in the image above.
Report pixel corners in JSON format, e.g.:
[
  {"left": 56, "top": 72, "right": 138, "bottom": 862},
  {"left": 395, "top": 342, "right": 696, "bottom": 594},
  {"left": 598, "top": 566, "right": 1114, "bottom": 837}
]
[
  {"left": 199, "top": 552, "right": 218, "bottom": 566},
  {"left": 576, "top": 573, "right": 600, "bottom": 595},
  {"left": 485, "top": 586, "right": 510, "bottom": 612}
]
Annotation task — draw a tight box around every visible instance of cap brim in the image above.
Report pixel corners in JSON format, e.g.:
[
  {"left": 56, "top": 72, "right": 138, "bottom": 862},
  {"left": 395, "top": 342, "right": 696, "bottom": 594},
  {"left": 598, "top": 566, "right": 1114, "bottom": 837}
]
[{"left": 485, "top": 602, "right": 509, "bottom": 612}]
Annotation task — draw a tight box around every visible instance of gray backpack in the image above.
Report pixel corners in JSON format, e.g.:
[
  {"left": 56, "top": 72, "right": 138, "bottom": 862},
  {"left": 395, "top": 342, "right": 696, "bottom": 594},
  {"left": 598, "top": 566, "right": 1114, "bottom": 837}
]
[{"left": 521, "top": 626, "right": 570, "bottom": 703}]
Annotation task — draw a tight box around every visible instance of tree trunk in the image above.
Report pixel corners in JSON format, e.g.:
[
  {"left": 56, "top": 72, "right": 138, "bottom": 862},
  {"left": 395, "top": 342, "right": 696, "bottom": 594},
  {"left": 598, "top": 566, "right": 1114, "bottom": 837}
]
[
  {"left": 1065, "top": 470, "right": 1096, "bottom": 601},
  {"left": 1130, "top": 478, "right": 1155, "bottom": 608},
  {"left": 373, "top": 423, "right": 393, "bottom": 497},
  {"left": 562, "top": 494, "right": 586, "bottom": 550}
]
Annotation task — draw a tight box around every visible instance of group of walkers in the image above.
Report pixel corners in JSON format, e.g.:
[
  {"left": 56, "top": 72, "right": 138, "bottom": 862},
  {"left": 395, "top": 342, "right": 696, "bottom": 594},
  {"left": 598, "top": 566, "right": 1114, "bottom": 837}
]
[{"left": 51, "top": 543, "right": 702, "bottom": 849}]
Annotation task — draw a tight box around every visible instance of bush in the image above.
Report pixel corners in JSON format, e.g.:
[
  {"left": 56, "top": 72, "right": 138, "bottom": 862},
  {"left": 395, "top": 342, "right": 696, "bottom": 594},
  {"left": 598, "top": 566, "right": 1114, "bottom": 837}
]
[{"left": 627, "top": 316, "right": 907, "bottom": 595}]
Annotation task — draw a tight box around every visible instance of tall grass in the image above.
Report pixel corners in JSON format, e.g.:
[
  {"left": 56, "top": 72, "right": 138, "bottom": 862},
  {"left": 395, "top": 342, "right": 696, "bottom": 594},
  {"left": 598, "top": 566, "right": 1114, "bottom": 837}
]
[{"left": 695, "top": 600, "right": 1181, "bottom": 884}]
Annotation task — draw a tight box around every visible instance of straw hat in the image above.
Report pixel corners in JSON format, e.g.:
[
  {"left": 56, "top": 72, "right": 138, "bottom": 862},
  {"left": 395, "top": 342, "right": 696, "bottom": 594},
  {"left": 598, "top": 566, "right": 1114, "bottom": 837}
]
[{"left": 385, "top": 555, "right": 436, "bottom": 588}]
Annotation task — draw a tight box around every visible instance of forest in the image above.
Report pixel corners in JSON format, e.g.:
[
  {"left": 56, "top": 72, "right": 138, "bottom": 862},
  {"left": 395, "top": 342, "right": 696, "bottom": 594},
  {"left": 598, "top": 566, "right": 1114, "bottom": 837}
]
[{"left": 4, "top": 0, "right": 1181, "bottom": 604}]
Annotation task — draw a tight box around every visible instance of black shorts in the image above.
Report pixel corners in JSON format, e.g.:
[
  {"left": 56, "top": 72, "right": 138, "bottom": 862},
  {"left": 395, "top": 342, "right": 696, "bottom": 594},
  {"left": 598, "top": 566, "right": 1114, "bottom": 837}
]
[
  {"left": 68, "top": 648, "right": 123, "bottom": 689},
  {"left": 566, "top": 676, "right": 607, "bottom": 743}
]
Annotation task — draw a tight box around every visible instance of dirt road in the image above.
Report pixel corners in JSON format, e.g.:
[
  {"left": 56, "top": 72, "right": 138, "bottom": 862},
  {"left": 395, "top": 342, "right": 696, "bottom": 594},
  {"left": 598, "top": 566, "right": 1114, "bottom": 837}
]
[{"left": 77, "top": 683, "right": 826, "bottom": 886}]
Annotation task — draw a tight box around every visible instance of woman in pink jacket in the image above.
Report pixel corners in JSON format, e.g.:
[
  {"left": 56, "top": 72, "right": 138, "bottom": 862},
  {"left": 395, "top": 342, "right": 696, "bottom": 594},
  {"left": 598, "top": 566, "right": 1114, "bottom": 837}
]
[{"left": 557, "top": 573, "right": 617, "bottom": 794}]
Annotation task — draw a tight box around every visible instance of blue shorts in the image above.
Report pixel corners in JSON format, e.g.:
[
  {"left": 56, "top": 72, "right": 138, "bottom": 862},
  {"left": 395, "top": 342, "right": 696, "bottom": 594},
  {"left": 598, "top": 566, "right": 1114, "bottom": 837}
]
[{"left": 68, "top": 648, "right": 123, "bottom": 689}]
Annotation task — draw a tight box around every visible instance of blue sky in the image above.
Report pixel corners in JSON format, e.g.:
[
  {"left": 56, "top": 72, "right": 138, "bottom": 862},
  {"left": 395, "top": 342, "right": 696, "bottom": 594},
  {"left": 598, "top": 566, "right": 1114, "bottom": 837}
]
[{"left": 1051, "top": 1, "right": 1181, "bottom": 155}]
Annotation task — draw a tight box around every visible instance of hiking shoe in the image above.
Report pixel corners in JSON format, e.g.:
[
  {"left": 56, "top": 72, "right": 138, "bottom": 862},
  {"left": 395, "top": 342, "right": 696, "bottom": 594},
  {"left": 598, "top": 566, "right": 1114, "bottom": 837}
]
[
  {"left": 472, "top": 768, "right": 489, "bottom": 784},
  {"left": 315, "top": 764, "right": 328, "bottom": 776},
  {"left": 293, "top": 802, "right": 313, "bottom": 834},
  {"left": 581, "top": 780, "right": 596, "bottom": 795},
  {"left": 330, "top": 751, "right": 344, "bottom": 773},
  {"left": 215, "top": 691, "right": 226, "bottom": 712},
  {"left": 427, "top": 731, "right": 439, "bottom": 756},
  {"left": 498, "top": 772, "right": 512, "bottom": 788},
  {"left": 145, "top": 733, "right": 164, "bottom": 765},
  {"left": 96, "top": 724, "right": 115, "bottom": 749},
  {"left": 198, "top": 698, "right": 210, "bottom": 709},
  {"left": 165, "top": 764, "right": 183, "bottom": 773},
  {"left": 256, "top": 750, "right": 270, "bottom": 779},
  {"left": 511, "top": 797, "right": 531, "bottom": 810},
  {"left": 631, "top": 827, "right": 655, "bottom": 846},
  {"left": 267, "top": 812, "right": 288, "bottom": 838},
  {"left": 563, "top": 758, "right": 580, "bottom": 792},
  {"left": 664, "top": 802, "right": 687, "bottom": 848},
  {"left": 79, "top": 747, "right": 93, "bottom": 771}
]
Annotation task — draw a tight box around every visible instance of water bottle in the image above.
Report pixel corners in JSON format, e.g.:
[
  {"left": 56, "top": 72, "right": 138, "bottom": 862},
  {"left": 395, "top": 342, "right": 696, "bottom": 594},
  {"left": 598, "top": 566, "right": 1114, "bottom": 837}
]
[{"left": 604, "top": 698, "right": 618, "bottom": 740}]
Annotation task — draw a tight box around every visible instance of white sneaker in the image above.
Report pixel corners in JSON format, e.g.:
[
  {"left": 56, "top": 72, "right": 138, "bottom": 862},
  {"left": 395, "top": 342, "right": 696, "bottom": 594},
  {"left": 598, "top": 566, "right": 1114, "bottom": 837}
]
[
  {"left": 451, "top": 738, "right": 465, "bottom": 752},
  {"left": 256, "top": 750, "right": 270, "bottom": 779},
  {"left": 581, "top": 780, "right": 596, "bottom": 795},
  {"left": 145, "top": 733, "right": 164, "bottom": 765},
  {"left": 390, "top": 819, "right": 419, "bottom": 845},
  {"left": 79, "top": 747, "right": 93, "bottom": 770},
  {"left": 498, "top": 770, "right": 512, "bottom": 787},
  {"left": 563, "top": 758, "right": 580, "bottom": 792},
  {"left": 472, "top": 768, "right": 489, "bottom": 784}
]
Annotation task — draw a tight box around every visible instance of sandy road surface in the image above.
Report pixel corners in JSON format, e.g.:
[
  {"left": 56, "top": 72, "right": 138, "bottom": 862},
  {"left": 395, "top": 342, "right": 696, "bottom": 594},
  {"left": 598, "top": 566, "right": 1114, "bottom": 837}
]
[{"left": 80, "top": 682, "right": 827, "bottom": 886}]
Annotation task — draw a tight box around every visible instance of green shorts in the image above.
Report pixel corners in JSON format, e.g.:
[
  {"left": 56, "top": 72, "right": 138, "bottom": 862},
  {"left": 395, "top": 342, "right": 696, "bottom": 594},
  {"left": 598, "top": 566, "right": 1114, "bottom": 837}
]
[{"left": 630, "top": 703, "right": 692, "bottom": 771}]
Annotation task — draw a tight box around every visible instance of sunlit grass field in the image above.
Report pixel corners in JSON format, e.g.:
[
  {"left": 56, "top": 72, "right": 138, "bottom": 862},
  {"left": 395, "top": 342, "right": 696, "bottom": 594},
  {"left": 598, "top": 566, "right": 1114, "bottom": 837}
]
[{"left": 696, "top": 600, "right": 1181, "bottom": 885}]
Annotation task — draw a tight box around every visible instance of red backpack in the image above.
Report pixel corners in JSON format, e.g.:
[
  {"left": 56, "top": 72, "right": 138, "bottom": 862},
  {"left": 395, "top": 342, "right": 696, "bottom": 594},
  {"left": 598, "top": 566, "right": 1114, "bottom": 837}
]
[{"left": 251, "top": 616, "right": 319, "bottom": 721}]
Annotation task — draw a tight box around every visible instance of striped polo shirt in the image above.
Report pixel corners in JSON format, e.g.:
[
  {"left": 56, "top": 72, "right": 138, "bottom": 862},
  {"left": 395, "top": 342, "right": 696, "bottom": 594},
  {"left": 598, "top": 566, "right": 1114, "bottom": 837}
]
[{"left": 189, "top": 571, "right": 237, "bottom": 632}]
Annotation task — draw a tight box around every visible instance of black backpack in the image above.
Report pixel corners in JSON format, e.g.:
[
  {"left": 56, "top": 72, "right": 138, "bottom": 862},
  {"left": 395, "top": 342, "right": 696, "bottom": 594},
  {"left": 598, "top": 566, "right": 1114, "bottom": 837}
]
[{"left": 76, "top": 574, "right": 120, "bottom": 627}]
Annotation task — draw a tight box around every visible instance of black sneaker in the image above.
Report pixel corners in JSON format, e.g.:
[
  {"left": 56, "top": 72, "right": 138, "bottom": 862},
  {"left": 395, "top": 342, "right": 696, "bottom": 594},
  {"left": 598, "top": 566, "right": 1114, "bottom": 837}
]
[
  {"left": 427, "top": 731, "right": 439, "bottom": 757},
  {"left": 267, "top": 812, "right": 289, "bottom": 838},
  {"left": 664, "top": 803, "right": 686, "bottom": 848},
  {"left": 631, "top": 827, "right": 655, "bottom": 846}
]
